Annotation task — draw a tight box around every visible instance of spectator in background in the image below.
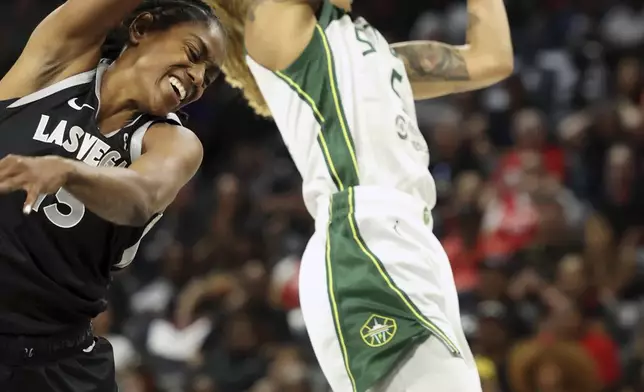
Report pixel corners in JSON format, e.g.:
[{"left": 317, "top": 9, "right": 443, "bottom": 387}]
[
  {"left": 509, "top": 340, "right": 601, "bottom": 392},
  {"left": 540, "top": 297, "right": 621, "bottom": 389}
]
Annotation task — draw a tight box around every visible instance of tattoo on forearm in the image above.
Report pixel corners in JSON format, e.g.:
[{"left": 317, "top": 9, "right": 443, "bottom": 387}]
[{"left": 394, "top": 43, "right": 471, "bottom": 82}]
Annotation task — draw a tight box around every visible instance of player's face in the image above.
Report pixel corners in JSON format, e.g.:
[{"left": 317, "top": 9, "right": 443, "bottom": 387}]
[{"left": 126, "top": 21, "right": 225, "bottom": 116}]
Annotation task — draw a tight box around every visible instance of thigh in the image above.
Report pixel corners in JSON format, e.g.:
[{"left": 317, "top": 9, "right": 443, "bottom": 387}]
[
  {"left": 359, "top": 213, "right": 478, "bottom": 367},
  {"left": 299, "top": 230, "right": 355, "bottom": 392},
  {"left": 375, "top": 336, "right": 482, "bottom": 392},
  {"left": 302, "top": 212, "right": 444, "bottom": 392},
  {"left": 8, "top": 337, "right": 117, "bottom": 392}
]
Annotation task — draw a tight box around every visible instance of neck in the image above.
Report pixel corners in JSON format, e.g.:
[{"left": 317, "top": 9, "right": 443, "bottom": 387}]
[{"left": 96, "top": 60, "right": 139, "bottom": 135}]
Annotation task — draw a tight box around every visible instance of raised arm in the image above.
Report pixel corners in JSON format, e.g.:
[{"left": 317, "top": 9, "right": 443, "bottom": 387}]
[
  {"left": 391, "top": 0, "right": 513, "bottom": 101},
  {"left": 0, "top": 0, "right": 144, "bottom": 100},
  {"left": 243, "top": 0, "right": 321, "bottom": 71}
]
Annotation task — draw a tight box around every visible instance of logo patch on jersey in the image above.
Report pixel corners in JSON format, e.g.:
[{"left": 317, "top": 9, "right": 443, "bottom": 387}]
[
  {"left": 67, "top": 98, "right": 95, "bottom": 111},
  {"left": 395, "top": 115, "right": 408, "bottom": 140},
  {"left": 360, "top": 314, "right": 397, "bottom": 347},
  {"left": 423, "top": 207, "right": 431, "bottom": 225}
]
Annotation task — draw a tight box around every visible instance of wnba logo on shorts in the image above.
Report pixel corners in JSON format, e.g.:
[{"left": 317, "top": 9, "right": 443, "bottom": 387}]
[{"left": 360, "top": 314, "right": 397, "bottom": 347}]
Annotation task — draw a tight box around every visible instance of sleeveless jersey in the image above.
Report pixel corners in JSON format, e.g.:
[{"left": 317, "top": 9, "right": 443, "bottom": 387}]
[
  {"left": 0, "top": 59, "right": 180, "bottom": 334},
  {"left": 246, "top": 1, "right": 436, "bottom": 219}
]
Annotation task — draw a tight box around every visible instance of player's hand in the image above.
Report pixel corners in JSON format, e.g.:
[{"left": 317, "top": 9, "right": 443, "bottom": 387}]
[{"left": 0, "top": 154, "right": 72, "bottom": 214}]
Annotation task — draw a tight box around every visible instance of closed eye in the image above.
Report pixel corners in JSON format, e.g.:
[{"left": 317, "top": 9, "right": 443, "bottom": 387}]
[{"left": 186, "top": 45, "right": 200, "bottom": 63}]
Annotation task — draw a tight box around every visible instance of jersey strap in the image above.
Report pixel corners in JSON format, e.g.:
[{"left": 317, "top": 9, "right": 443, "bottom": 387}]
[
  {"left": 128, "top": 112, "right": 183, "bottom": 162},
  {"left": 112, "top": 213, "right": 163, "bottom": 270},
  {"left": 6, "top": 69, "right": 96, "bottom": 110},
  {"left": 113, "top": 112, "right": 183, "bottom": 269},
  {"left": 272, "top": 17, "right": 360, "bottom": 191}
]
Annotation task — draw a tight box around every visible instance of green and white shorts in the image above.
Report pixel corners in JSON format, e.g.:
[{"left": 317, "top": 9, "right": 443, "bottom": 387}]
[{"left": 300, "top": 186, "right": 482, "bottom": 392}]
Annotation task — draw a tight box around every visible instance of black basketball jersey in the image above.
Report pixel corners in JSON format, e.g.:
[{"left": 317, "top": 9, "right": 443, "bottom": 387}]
[{"left": 0, "top": 59, "right": 181, "bottom": 335}]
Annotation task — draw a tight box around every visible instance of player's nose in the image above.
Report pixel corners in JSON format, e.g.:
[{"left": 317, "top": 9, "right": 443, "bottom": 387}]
[{"left": 187, "top": 63, "right": 206, "bottom": 88}]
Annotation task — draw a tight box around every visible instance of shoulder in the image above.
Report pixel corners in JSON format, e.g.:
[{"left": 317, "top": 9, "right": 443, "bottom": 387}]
[{"left": 143, "top": 121, "right": 203, "bottom": 158}]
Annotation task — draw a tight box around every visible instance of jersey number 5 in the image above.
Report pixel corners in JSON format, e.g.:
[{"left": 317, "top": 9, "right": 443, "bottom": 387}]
[
  {"left": 355, "top": 23, "right": 405, "bottom": 99},
  {"left": 32, "top": 188, "right": 86, "bottom": 229}
]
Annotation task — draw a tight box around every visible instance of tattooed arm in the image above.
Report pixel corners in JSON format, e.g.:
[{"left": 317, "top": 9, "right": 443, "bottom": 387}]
[{"left": 391, "top": 0, "right": 513, "bottom": 100}]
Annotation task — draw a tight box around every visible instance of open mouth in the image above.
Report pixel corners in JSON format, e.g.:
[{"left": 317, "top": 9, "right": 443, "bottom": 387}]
[{"left": 169, "top": 75, "right": 187, "bottom": 103}]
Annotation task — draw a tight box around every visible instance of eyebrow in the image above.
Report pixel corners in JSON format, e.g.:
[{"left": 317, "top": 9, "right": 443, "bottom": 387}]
[{"left": 189, "top": 34, "right": 219, "bottom": 66}]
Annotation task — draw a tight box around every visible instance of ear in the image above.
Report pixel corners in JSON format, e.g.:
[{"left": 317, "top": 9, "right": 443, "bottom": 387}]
[{"left": 128, "top": 12, "right": 155, "bottom": 45}]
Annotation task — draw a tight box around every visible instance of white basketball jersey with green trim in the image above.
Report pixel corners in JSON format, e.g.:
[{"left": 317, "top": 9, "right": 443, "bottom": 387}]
[{"left": 246, "top": 1, "right": 436, "bottom": 219}]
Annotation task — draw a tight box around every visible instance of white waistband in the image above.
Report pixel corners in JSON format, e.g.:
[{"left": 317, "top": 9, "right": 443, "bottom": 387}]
[{"left": 315, "top": 186, "right": 433, "bottom": 231}]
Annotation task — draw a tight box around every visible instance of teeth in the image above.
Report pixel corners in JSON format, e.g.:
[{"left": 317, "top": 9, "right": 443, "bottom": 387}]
[{"left": 169, "top": 76, "right": 186, "bottom": 101}]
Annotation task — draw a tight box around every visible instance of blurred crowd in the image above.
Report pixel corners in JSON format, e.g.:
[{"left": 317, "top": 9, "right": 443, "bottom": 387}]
[{"left": 3, "top": 0, "right": 644, "bottom": 391}]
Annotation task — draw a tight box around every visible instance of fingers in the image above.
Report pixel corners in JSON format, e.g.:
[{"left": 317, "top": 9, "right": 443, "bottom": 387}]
[
  {"left": 0, "top": 155, "right": 20, "bottom": 181},
  {"left": 0, "top": 172, "right": 25, "bottom": 193},
  {"left": 23, "top": 185, "right": 39, "bottom": 215},
  {"left": 0, "top": 155, "right": 38, "bottom": 214},
  {"left": 0, "top": 154, "right": 27, "bottom": 186}
]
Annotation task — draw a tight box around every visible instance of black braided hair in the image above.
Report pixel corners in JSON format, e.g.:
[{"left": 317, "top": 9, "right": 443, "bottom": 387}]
[{"left": 102, "top": 0, "right": 219, "bottom": 60}]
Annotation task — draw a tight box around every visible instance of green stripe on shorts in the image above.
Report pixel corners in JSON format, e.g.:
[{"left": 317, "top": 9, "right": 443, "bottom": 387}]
[{"left": 325, "top": 187, "right": 461, "bottom": 391}]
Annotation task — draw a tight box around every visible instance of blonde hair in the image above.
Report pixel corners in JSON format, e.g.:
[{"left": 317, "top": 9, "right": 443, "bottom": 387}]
[{"left": 205, "top": 0, "right": 271, "bottom": 117}]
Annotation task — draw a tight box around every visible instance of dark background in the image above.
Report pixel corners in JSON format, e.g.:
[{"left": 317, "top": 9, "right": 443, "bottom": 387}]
[{"left": 3, "top": 1, "right": 644, "bottom": 391}]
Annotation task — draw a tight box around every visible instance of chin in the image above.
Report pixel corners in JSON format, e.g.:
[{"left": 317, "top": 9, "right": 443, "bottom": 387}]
[{"left": 143, "top": 100, "right": 172, "bottom": 117}]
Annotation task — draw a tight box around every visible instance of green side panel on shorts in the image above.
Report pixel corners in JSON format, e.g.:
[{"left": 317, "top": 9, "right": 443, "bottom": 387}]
[
  {"left": 325, "top": 190, "right": 429, "bottom": 392},
  {"left": 274, "top": 22, "right": 359, "bottom": 191}
]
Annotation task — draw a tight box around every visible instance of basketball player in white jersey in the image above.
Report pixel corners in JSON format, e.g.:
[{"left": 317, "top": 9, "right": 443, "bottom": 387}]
[{"left": 208, "top": 0, "right": 512, "bottom": 391}]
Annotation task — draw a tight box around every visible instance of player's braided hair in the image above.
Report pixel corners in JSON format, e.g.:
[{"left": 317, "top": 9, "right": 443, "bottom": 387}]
[
  {"left": 204, "top": 0, "right": 271, "bottom": 117},
  {"left": 102, "top": 0, "right": 220, "bottom": 60}
]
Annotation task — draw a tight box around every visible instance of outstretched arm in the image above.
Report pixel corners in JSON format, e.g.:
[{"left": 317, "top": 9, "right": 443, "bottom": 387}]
[
  {"left": 391, "top": 0, "right": 513, "bottom": 100},
  {"left": 0, "top": 124, "right": 203, "bottom": 227},
  {"left": 61, "top": 124, "right": 203, "bottom": 226},
  {"left": 0, "top": 0, "right": 145, "bottom": 100}
]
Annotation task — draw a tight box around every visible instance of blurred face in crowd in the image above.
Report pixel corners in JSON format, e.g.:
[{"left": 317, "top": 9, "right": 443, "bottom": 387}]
[
  {"left": 555, "top": 255, "right": 587, "bottom": 300},
  {"left": 432, "top": 115, "right": 462, "bottom": 158},
  {"left": 551, "top": 302, "right": 583, "bottom": 340},
  {"left": 512, "top": 109, "right": 546, "bottom": 150},
  {"left": 478, "top": 268, "right": 508, "bottom": 300},
  {"left": 605, "top": 144, "right": 635, "bottom": 191},
  {"left": 534, "top": 198, "right": 566, "bottom": 243},
  {"left": 224, "top": 313, "right": 259, "bottom": 354},
  {"left": 506, "top": 75, "right": 528, "bottom": 109},
  {"left": 162, "top": 242, "right": 186, "bottom": 283},
  {"left": 267, "top": 347, "right": 310, "bottom": 392},
  {"left": 246, "top": 261, "right": 269, "bottom": 301},
  {"left": 594, "top": 107, "right": 621, "bottom": 139},
  {"left": 191, "top": 375, "right": 219, "bottom": 392},
  {"left": 476, "top": 318, "right": 509, "bottom": 354},
  {"left": 455, "top": 172, "right": 483, "bottom": 208},
  {"left": 518, "top": 151, "right": 545, "bottom": 194},
  {"left": 617, "top": 57, "right": 641, "bottom": 98}
]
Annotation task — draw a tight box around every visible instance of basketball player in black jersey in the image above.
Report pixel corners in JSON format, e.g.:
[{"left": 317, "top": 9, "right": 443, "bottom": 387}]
[{"left": 0, "top": 1, "right": 224, "bottom": 391}]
